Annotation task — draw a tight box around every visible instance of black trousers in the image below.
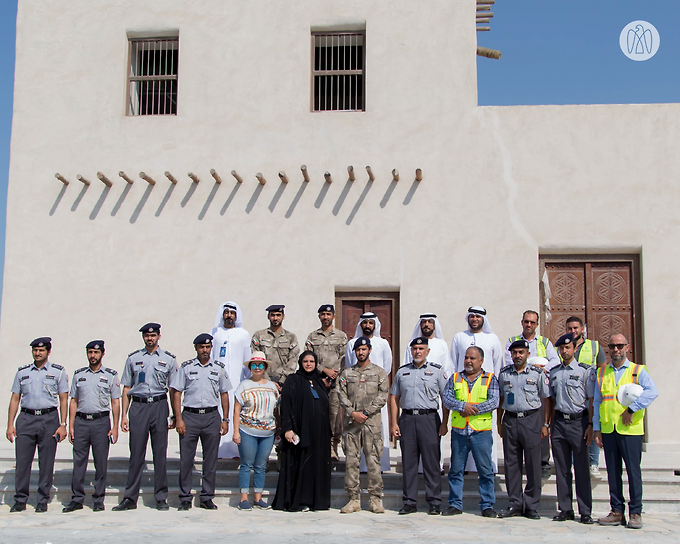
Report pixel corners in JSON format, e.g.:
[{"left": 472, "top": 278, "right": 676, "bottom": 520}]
[
  {"left": 179, "top": 410, "right": 221, "bottom": 502},
  {"left": 541, "top": 399, "right": 551, "bottom": 468},
  {"left": 399, "top": 411, "right": 441, "bottom": 506},
  {"left": 602, "top": 431, "right": 643, "bottom": 515},
  {"left": 14, "top": 411, "right": 60, "bottom": 505},
  {"left": 71, "top": 417, "right": 111, "bottom": 504},
  {"left": 123, "top": 400, "right": 169, "bottom": 502},
  {"left": 551, "top": 416, "right": 592, "bottom": 515},
  {"left": 502, "top": 410, "right": 542, "bottom": 511}
]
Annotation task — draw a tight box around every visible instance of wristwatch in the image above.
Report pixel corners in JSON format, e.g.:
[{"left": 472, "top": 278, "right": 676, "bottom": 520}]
[
  {"left": 222, "top": 418, "right": 229, "bottom": 423},
  {"left": 543, "top": 423, "right": 549, "bottom": 428},
  {"left": 626, "top": 407, "right": 635, "bottom": 415}
]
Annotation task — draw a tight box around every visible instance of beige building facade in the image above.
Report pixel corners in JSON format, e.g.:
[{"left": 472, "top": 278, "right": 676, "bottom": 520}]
[{"left": 1, "top": 0, "right": 677, "bottom": 449}]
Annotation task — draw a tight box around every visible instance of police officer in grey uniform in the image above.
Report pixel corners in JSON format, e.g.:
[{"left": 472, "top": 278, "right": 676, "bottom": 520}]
[
  {"left": 6, "top": 337, "right": 69, "bottom": 513},
  {"left": 170, "top": 333, "right": 232, "bottom": 510},
  {"left": 113, "top": 323, "right": 177, "bottom": 511},
  {"left": 389, "top": 337, "right": 450, "bottom": 515},
  {"left": 547, "top": 333, "right": 595, "bottom": 524},
  {"left": 63, "top": 340, "right": 121, "bottom": 513},
  {"left": 251, "top": 305, "right": 300, "bottom": 389},
  {"left": 497, "top": 339, "right": 550, "bottom": 520}
]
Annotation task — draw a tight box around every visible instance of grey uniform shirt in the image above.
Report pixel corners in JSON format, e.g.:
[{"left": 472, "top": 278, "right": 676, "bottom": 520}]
[
  {"left": 11, "top": 361, "right": 69, "bottom": 410},
  {"left": 170, "top": 358, "right": 232, "bottom": 408},
  {"left": 499, "top": 363, "right": 550, "bottom": 412},
  {"left": 548, "top": 360, "right": 596, "bottom": 414},
  {"left": 70, "top": 366, "right": 122, "bottom": 413},
  {"left": 390, "top": 361, "right": 449, "bottom": 410},
  {"left": 121, "top": 347, "right": 178, "bottom": 397}
]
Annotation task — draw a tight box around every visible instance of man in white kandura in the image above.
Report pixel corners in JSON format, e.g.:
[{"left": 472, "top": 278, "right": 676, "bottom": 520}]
[
  {"left": 345, "top": 312, "right": 393, "bottom": 471},
  {"left": 210, "top": 301, "right": 251, "bottom": 458}
]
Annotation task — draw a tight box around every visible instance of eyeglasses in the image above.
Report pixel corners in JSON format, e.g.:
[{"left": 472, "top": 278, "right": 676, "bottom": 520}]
[
  {"left": 608, "top": 344, "right": 627, "bottom": 350},
  {"left": 250, "top": 363, "right": 266, "bottom": 370}
]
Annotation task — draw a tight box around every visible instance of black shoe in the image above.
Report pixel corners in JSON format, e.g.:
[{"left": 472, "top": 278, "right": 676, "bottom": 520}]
[
  {"left": 112, "top": 498, "right": 137, "bottom": 511},
  {"left": 553, "top": 510, "right": 575, "bottom": 522},
  {"left": 93, "top": 503, "right": 105, "bottom": 512},
  {"left": 580, "top": 514, "right": 595, "bottom": 524},
  {"left": 428, "top": 505, "right": 441, "bottom": 516},
  {"left": 442, "top": 506, "right": 463, "bottom": 516},
  {"left": 524, "top": 509, "right": 541, "bottom": 520},
  {"left": 399, "top": 504, "right": 417, "bottom": 515},
  {"left": 498, "top": 507, "right": 523, "bottom": 518},
  {"left": 482, "top": 508, "right": 498, "bottom": 518},
  {"left": 156, "top": 500, "right": 169, "bottom": 511},
  {"left": 9, "top": 502, "right": 26, "bottom": 513},
  {"left": 178, "top": 501, "right": 192, "bottom": 511},
  {"left": 35, "top": 503, "right": 48, "bottom": 513},
  {"left": 542, "top": 466, "right": 551, "bottom": 478},
  {"left": 62, "top": 501, "right": 83, "bottom": 513},
  {"left": 199, "top": 499, "right": 218, "bottom": 510}
]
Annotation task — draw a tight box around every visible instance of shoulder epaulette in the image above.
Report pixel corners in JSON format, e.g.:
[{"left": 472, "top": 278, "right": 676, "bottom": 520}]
[
  {"left": 578, "top": 362, "right": 591, "bottom": 370},
  {"left": 429, "top": 362, "right": 442, "bottom": 369},
  {"left": 74, "top": 367, "right": 88, "bottom": 375},
  {"left": 500, "top": 365, "right": 513, "bottom": 373},
  {"left": 163, "top": 350, "right": 176, "bottom": 359},
  {"left": 104, "top": 367, "right": 117, "bottom": 375},
  {"left": 529, "top": 365, "right": 543, "bottom": 373},
  {"left": 50, "top": 363, "right": 64, "bottom": 370},
  {"left": 128, "top": 349, "right": 142, "bottom": 357},
  {"left": 18, "top": 363, "right": 31, "bottom": 371},
  {"left": 213, "top": 360, "right": 225, "bottom": 368},
  {"left": 181, "top": 359, "right": 193, "bottom": 368}
]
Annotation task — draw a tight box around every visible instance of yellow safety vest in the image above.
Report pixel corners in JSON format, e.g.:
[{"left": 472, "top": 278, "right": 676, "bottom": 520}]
[
  {"left": 576, "top": 339, "right": 599, "bottom": 366},
  {"left": 450, "top": 372, "right": 494, "bottom": 431},
  {"left": 597, "top": 363, "right": 645, "bottom": 435},
  {"left": 510, "top": 335, "right": 548, "bottom": 358}
]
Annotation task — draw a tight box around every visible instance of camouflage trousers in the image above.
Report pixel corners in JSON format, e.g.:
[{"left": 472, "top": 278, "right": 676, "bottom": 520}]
[
  {"left": 329, "top": 388, "right": 343, "bottom": 439},
  {"left": 343, "top": 422, "right": 384, "bottom": 499}
]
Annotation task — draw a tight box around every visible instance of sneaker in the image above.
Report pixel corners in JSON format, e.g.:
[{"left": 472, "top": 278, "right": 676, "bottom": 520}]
[
  {"left": 238, "top": 500, "right": 252, "bottom": 510},
  {"left": 369, "top": 498, "right": 385, "bottom": 514},
  {"left": 598, "top": 510, "right": 625, "bottom": 526},
  {"left": 442, "top": 506, "right": 463, "bottom": 516},
  {"left": 590, "top": 465, "right": 600, "bottom": 477},
  {"left": 253, "top": 499, "right": 270, "bottom": 510},
  {"left": 627, "top": 513, "right": 642, "bottom": 529},
  {"left": 340, "top": 499, "right": 361, "bottom": 514}
]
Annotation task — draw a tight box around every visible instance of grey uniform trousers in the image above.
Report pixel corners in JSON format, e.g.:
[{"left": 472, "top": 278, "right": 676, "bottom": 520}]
[
  {"left": 14, "top": 411, "right": 60, "bottom": 505},
  {"left": 551, "top": 415, "right": 592, "bottom": 515},
  {"left": 502, "top": 409, "right": 542, "bottom": 511},
  {"left": 71, "top": 416, "right": 111, "bottom": 504},
  {"left": 124, "top": 399, "right": 169, "bottom": 502},
  {"left": 399, "top": 412, "right": 442, "bottom": 507},
  {"left": 179, "top": 410, "right": 221, "bottom": 502}
]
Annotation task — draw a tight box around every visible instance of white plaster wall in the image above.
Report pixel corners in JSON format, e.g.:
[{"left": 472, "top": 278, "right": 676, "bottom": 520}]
[{"left": 2, "top": 0, "right": 678, "bottom": 445}]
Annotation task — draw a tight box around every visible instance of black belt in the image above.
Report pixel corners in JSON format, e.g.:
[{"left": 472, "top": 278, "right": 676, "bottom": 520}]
[
  {"left": 131, "top": 394, "right": 167, "bottom": 404},
  {"left": 76, "top": 411, "right": 110, "bottom": 420},
  {"left": 402, "top": 409, "right": 437, "bottom": 415},
  {"left": 555, "top": 410, "right": 587, "bottom": 421},
  {"left": 21, "top": 407, "right": 57, "bottom": 416},
  {"left": 183, "top": 406, "right": 219, "bottom": 414},
  {"left": 504, "top": 408, "right": 539, "bottom": 418}
]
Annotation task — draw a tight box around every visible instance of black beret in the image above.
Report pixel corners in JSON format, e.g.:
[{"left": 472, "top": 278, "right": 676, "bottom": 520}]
[
  {"left": 353, "top": 336, "right": 372, "bottom": 350},
  {"left": 555, "top": 333, "right": 575, "bottom": 347},
  {"left": 30, "top": 337, "right": 52, "bottom": 348},
  {"left": 139, "top": 323, "right": 161, "bottom": 334},
  {"left": 410, "top": 337, "right": 429, "bottom": 347},
  {"left": 266, "top": 304, "right": 285, "bottom": 313},
  {"left": 318, "top": 304, "right": 334, "bottom": 313},
  {"left": 193, "top": 333, "right": 213, "bottom": 345},
  {"left": 509, "top": 339, "right": 530, "bottom": 351},
  {"left": 86, "top": 340, "right": 105, "bottom": 351}
]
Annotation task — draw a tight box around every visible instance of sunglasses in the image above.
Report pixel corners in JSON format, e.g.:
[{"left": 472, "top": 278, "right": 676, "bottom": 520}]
[
  {"left": 608, "top": 344, "right": 627, "bottom": 350},
  {"left": 250, "top": 363, "right": 266, "bottom": 370}
]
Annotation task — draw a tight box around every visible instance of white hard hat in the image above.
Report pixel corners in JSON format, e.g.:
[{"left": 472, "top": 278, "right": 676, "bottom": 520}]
[
  {"left": 617, "top": 383, "right": 644, "bottom": 407},
  {"left": 528, "top": 356, "right": 550, "bottom": 367}
]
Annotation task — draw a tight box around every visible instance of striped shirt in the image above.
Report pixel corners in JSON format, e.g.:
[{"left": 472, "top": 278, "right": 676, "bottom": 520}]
[{"left": 234, "top": 379, "right": 280, "bottom": 437}]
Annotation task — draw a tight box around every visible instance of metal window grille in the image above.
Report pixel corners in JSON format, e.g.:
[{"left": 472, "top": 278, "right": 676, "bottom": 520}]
[
  {"left": 128, "top": 38, "right": 178, "bottom": 116},
  {"left": 313, "top": 32, "right": 364, "bottom": 112}
]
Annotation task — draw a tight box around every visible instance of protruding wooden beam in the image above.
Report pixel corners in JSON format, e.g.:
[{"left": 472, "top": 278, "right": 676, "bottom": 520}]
[
  {"left": 97, "top": 172, "right": 113, "bottom": 187},
  {"left": 347, "top": 165, "right": 355, "bottom": 181},
  {"left": 55, "top": 173, "right": 69, "bottom": 185},
  {"left": 476, "top": 26, "right": 491, "bottom": 31},
  {"left": 476, "top": 18, "right": 490, "bottom": 24},
  {"left": 139, "top": 172, "right": 156, "bottom": 185},
  {"left": 392, "top": 169, "right": 400, "bottom": 182},
  {"left": 415, "top": 168, "right": 423, "bottom": 181},
  {"left": 210, "top": 169, "right": 222, "bottom": 184},
  {"left": 119, "top": 171, "right": 134, "bottom": 184},
  {"left": 278, "top": 171, "right": 289, "bottom": 184},
  {"left": 256, "top": 173, "right": 266, "bottom": 185},
  {"left": 164, "top": 171, "right": 178, "bottom": 184},
  {"left": 477, "top": 46, "right": 501, "bottom": 59},
  {"left": 188, "top": 172, "right": 199, "bottom": 184},
  {"left": 324, "top": 172, "right": 332, "bottom": 184},
  {"left": 231, "top": 170, "right": 243, "bottom": 183},
  {"left": 301, "top": 165, "right": 310, "bottom": 183},
  {"left": 77, "top": 174, "right": 91, "bottom": 186},
  {"left": 477, "top": 11, "right": 493, "bottom": 18},
  {"left": 365, "top": 166, "right": 375, "bottom": 181},
  {"left": 477, "top": 0, "right": 494, "bottom": 5}
]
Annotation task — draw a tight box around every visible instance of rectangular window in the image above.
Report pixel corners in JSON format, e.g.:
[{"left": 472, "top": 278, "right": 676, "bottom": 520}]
[
  {"left": 127, "top": 37, "right": 178, "bottom": 116},
  {"left": 312, "top": 32, "right": 364, "bottom": 112}
]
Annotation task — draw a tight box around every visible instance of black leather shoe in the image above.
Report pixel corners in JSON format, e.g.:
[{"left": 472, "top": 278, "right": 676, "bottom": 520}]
[
  {"left": 482, "top": 508, "right": 498, "bottom": 518},
  {"left": 156, "top": 500, "right": 169, "bottom": 511},
  {"left": 178, "top": 501, "right": 192, "bottom": 511},
  {"left": 428, "top": 504, "right": 441, "bottom": 515},
  {"left": 553, "top": 510, "right": 575, "bottom": 522},
  {"left": 62, "top": 501, "right": 83, "bottom": 513},
  {"left": 9, "top": 502, "right": 26, "bottom": 513},
  {"left": 112, "top": 498, "right": 137, "bottom": 511},
  {"left": 580, "top": 514, "right": 595, "bottom": 524},
  {"left": 35, "top": 503, "right": 48, "bottom": 513},
  {"left": 442, "top": 506, "right": 463, "bottom": 516},
  {"left": 93, "top": 503, "right": 105, "bottom": 512},
  {"left": 498, "top": 507, "right": 523, "bottom": 518},
  {"left": 398, "top": 504, "right": 417, "bottom": 515},
  {"left": 524, "top": 509, "right": 541, "bottom": 520},
  {"left": 199, "top": 499, "right": 218, "bottom": 510}
]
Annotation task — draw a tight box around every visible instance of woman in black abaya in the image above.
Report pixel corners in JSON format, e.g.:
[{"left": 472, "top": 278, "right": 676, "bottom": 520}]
[{"left": 272, "top": 350, "right": 331, "bottom": 511}]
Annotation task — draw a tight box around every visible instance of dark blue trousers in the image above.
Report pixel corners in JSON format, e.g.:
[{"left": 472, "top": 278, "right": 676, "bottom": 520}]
[{"left": 601, "top": 431, "right": 643, "bottom": 515}]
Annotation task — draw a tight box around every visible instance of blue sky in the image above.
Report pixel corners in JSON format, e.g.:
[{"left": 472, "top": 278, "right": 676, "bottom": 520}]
[{"left": 0, "top": 1, "right": 676, "bottom": 307}]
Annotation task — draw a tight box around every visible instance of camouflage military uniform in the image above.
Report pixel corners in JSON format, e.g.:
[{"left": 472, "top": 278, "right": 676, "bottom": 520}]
[
  {"left": 338, "top": 362, "right": 389, "bottom": 501},
  {"left": 305, "top": 327, "right": 348, "bottom": 458},
  {"left": 251, "top": 328, "right": 299, "bottom": 385}
]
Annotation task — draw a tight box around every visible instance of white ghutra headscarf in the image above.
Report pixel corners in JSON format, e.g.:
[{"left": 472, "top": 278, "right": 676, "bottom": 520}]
[
  {"left": 214, "top": 301, "right": 244, "bottom": 329},
  {"left": 465, "top": 305, "right": 494, "bottom": 334},
  {"left": 353, "top": 312, "right": 382, "bottom": 339},
  {"left": 408, "top": 312, "right": 445, "bottom": 343}
]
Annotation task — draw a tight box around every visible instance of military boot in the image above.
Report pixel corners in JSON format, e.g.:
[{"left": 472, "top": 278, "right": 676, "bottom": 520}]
[
  {"left": 340, "top": 498, "right": 361, "bottom": 513},
  {"left": 369, "top": 497, "right": 385, "bottom": 514}
]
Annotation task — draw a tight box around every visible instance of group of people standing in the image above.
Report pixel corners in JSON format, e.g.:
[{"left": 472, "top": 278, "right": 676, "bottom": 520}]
[{"left": 5, "top": 302, "right": 658, "bottom": 529}]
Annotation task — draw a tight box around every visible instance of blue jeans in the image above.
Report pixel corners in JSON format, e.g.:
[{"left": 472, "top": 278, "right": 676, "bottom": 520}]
[
  {"left": 448, "top": 430, "right": 495, "bottom": 511},
  {"left": 589, "top": 440, "right": 600, "bottom": 466},
  {"left": 238, "top": 431, "right": 275, "bottom": 493}
]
